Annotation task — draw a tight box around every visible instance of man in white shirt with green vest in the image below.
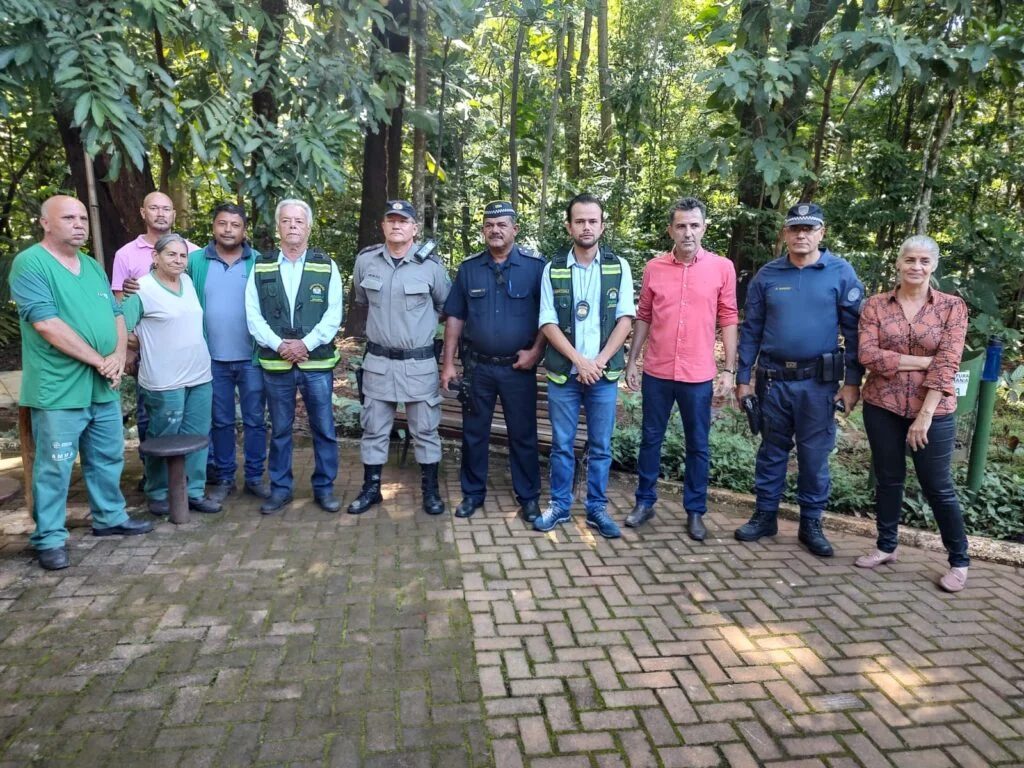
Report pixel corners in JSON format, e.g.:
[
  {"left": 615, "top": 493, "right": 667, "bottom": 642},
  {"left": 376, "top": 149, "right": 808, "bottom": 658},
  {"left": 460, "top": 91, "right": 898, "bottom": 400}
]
[
  {"left": 534, "top": 193, "right": 635, "bottom": 538},
  {"left": 9, "top": 195, "right": 153, "bottom": 570},
  {"left": 244, "top": 199, "right": 343, "bottom": 515}
]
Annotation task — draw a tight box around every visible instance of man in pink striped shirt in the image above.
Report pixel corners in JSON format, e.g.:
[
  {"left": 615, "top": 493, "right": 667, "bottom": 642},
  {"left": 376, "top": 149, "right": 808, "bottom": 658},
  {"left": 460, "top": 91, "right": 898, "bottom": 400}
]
[{"left": 624, "top": 198, "right": 738, "bottom": 539}]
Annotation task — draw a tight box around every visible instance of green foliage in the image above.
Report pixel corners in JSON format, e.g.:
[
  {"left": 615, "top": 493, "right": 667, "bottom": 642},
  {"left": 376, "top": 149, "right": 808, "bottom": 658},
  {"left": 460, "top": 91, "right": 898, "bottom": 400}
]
[{"left": 332, "top": 393, "right": 363, "bottom": 438}]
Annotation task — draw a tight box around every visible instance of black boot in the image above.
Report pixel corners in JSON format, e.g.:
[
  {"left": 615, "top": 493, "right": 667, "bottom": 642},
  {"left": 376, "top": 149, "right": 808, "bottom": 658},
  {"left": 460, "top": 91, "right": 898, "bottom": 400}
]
[
  {"left": 347, "top": 464, "right": 383, "bottom": 515},
  {"left": 420, "top": 463, "right": 446, "bottom": 516},
  {"left": 798, "top": 517, "right": 834, "bottom": 557}
]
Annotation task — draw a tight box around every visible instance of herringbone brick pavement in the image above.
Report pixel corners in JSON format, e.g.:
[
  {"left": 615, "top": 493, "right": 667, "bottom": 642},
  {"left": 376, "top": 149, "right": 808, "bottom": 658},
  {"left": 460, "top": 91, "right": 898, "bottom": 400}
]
[
  {"left": 0, "top": 442, "right": 1022, "bottom": 767},
  {"left": 455, "top": 453, "right": 1024, "bottom": 768}
]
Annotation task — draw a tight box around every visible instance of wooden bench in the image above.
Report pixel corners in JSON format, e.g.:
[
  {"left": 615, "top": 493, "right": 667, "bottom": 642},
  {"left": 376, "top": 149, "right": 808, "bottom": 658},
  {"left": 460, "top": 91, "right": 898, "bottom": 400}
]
[{"left": 386, "top": 359, "right": 591, "bottom": 492}]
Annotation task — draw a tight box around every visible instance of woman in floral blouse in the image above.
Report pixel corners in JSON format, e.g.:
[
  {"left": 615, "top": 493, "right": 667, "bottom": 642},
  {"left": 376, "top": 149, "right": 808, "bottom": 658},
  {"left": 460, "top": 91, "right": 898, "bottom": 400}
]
[{"left": 856, "top": 235, "right": 970, "bottom": 592}]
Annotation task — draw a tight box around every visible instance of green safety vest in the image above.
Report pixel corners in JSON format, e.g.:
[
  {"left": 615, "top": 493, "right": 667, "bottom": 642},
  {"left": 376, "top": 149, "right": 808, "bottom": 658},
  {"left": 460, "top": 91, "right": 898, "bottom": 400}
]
[
  {"left": 254, "top": 249, "right": 340, "bottom": 371},
  {"left": 543, "top": 248, "right": 624, "bottom": 384}
]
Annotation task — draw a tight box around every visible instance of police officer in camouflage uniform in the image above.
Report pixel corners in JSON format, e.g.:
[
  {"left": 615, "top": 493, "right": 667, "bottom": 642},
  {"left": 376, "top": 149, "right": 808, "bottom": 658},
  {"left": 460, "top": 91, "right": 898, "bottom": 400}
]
[
  {"left": 348, "top": 200, "right": 451, "bottom": 516},
  {"left": 441, "top": 201, "right": 547, "bottom": 521}
]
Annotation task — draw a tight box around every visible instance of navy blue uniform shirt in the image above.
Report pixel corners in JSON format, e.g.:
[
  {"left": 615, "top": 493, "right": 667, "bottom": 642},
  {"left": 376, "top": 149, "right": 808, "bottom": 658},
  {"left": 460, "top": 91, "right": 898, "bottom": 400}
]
[
  {"left": 737, "top": 248, "right": 864, "bottom": 386},
  {"left": 443, "top": 245, "right": 546, "bottom": 357}
]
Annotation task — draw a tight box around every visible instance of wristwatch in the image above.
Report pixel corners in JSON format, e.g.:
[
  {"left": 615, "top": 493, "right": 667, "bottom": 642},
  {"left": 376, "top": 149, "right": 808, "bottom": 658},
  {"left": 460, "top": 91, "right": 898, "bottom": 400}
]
[{"left": 722, "top": 368, "right": 736, "bottom": 375}]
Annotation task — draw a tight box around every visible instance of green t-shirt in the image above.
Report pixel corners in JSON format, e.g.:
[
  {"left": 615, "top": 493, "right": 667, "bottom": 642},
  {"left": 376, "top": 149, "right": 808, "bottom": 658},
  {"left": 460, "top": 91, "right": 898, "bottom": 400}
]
[{"left": 9, "top": 243, "right": 123, "bottom": 410}]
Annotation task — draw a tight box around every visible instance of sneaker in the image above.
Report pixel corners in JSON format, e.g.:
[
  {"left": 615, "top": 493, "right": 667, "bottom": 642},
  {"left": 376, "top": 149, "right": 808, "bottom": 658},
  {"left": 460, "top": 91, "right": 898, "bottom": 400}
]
[
  {"left": 855, "top": 549, "right": 898, "bottom": 569},
  {"left": 533, "top": 504, "right": 571, "bottom": 532},
  {"left": 586, "top": 508, "right": 621, "bottom": 539},
  {"left": 938, "top": 566, "right": 968, "bottom": 593}
]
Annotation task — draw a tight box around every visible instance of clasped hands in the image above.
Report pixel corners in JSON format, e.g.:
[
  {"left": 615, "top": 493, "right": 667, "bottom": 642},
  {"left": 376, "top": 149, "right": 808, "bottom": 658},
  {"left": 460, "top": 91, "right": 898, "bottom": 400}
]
[
  {"left": 278, "top": 339, "right": 310, "bottom": 363},
  {"left": 575, "top": 355, "right": 606, "bottom": 385}
]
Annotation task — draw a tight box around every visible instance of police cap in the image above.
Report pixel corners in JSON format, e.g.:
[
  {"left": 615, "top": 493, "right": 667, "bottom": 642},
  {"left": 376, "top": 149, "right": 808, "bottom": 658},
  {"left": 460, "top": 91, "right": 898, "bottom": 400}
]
[
  {"left": 483, "top": 200, "right": 516, "bottom": 220},
  {"left": 784, "top": 202, "right": 824, "bottom": 228},
  {"left": 384, "top": 200, "right": 417, "bottom": 221}
]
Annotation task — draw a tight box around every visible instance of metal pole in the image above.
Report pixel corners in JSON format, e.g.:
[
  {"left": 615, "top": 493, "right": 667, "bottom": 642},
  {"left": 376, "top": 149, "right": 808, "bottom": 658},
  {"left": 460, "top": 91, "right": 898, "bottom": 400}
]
[
  {"left": 83, "top": 153, "right": 106, "bottom": 271},
  {"left": 966, "top": 336, "right": 1003, "bottom": 490}
]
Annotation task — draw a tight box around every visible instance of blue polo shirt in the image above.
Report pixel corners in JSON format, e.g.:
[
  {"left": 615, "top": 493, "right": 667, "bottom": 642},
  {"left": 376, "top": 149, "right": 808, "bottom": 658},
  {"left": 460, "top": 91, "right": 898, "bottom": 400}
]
[
  {"left": 444, "top": 245, "right": 547, "bottom": 357},
  {"left": 737, "top": 248, "right": 864, "bottom": 386},
  {"left": 202, "top": 244, "right": 256, "bottom": 362}
]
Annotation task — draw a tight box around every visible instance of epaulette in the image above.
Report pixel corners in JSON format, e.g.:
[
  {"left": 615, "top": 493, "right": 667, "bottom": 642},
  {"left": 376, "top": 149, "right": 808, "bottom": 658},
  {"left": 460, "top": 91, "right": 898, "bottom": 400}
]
[
  {"left": 464, "top": 249, "right": 488, "bottom": 262},
  {"left": 356, "top": 243, "right": 385, "bottom": 258},
  {"left": 516, "top": 245, "right": 545, "bottom": 261}
]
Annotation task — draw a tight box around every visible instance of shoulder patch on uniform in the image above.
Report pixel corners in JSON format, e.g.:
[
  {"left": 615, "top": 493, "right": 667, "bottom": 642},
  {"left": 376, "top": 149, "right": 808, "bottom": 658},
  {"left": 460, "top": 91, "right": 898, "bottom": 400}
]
[
  {"left": 517, "top": 246, "right": 544, "bottom": 260},
  {"left": 847, "top": 287, "right": 861, "bottom": 303}
]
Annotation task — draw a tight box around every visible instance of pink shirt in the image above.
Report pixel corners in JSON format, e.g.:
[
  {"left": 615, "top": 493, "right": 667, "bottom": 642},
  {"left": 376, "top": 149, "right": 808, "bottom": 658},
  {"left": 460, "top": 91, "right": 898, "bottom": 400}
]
[
  {"left": 111, "top": 234, "right": 199, "bottom": 291},
  {"left": 636, "top": 249, "right": 738, "bottom": 383}
]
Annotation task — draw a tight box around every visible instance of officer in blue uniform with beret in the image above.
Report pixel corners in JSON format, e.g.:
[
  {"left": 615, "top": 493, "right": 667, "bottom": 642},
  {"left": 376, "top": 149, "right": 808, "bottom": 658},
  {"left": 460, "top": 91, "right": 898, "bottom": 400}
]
[
  {"left": 441, "top": 201, "right": 547, "bottom": 521},
  {"left": 734, "top": 203, "right": 864, "bottom": 557}
]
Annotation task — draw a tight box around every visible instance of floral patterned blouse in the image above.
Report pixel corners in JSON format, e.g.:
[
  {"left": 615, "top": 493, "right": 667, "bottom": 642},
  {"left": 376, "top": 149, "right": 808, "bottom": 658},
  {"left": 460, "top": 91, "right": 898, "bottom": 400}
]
[{"left": 858, "top": 288, "right": 968, "bottom": 418}]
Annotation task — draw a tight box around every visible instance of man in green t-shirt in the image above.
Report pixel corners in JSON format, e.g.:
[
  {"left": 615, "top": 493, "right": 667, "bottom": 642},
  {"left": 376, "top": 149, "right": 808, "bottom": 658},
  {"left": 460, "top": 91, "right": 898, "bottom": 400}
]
[{"left": 9, "top": 195, "right": 153, "bottom": 571}]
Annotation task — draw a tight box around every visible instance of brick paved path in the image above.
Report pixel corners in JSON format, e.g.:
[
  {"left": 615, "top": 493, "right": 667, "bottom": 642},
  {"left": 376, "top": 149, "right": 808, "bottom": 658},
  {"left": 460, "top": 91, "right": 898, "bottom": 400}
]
[{"left": 1, "top": 442, "right": 1023, "bottom": 767}]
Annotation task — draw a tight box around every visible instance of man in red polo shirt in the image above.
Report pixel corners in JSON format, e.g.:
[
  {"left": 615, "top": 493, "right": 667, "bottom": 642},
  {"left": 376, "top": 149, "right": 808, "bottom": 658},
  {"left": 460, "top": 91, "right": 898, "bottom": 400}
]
[{"left": 624, "top": 197, "right": 738, "bottom": 539}]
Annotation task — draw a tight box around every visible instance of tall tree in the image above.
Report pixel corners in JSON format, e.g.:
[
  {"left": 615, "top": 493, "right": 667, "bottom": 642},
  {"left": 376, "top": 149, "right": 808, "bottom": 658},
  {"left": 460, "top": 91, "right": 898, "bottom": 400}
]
[{"left": 596, "top": 0, "right": 612, "bottom": 145}]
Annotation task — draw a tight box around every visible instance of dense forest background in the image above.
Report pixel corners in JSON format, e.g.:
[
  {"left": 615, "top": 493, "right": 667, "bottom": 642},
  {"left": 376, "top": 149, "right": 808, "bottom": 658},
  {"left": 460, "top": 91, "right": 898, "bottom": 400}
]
[{"left": 2, "top": 0, "right": 1023, "bottom": 351}]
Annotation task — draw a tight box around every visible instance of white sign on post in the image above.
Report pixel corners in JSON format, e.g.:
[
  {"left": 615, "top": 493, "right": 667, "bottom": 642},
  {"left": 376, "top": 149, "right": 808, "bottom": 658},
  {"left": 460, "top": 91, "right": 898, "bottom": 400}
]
[{"left": 954, "top": 370, "right": 970, "bottom": 398}]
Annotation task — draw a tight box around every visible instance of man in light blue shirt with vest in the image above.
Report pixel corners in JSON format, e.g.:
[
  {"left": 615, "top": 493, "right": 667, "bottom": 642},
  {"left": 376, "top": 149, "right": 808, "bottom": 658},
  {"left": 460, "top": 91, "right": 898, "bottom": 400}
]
[
  {"left": 244, "top": 199, "right": 343, "bottom": 515},
  {"left": 188, "top": 202, "right": 269, "bottom": 504},
  {"left": 535, "top": 193, "right": 635, "bottom": 538}
]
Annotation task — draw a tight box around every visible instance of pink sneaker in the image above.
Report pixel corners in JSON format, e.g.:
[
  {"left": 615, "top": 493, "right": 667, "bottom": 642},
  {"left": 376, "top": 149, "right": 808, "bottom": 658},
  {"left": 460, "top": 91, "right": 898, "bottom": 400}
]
[
  {"left": 855, "top": 549, "right": 898, "bottom": 569},
  {"left": 938, "top": 567, "right": 968, "bottom": 593}
]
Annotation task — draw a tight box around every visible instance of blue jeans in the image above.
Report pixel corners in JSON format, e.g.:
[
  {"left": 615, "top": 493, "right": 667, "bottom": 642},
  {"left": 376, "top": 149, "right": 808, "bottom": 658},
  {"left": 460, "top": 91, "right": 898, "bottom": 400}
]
[
  {"left": 141, "top": 382, "right": 213, "bottom": 500},
  {"left": 635, "top": 374, "right": 712, "bottom": 513},
  {"left": 263, "top": 368, "right": 337, "bottom": 496},
  {"left": 547, "top": 376, "right": 618, "bottom": 515},
  {"left": 863, "top": 403, "right": 968, "bottom": 567},
  {"left": 755, "top": 376, "right": 838, "bottom": 520},
  {"left": 30, "top": 401, "right": 128, "bottom": 550},
  {"left": 210, "top": 360, "right": 267, "bottom": 485}
]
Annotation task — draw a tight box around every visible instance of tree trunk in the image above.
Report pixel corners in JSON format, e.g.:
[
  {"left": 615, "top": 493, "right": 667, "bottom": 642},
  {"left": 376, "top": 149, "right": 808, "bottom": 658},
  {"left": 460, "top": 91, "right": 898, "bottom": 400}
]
[
  {"left": 250, "top": 0, "right": 288, "bottom": 248},
  {"left": 565, "top": 9, "right": 591, "bottom": 181},
  {"left": 430, "top": 38, "right": 452, "bottom": 241},
  {"left": 0, "top": 142, "right": 46, "bottom": 239},
  {"left": 348, "top": 0, "right": 410, "bottom": 339},
  {"left": 411, "top": 0, "right": 428, "bottom": 219},
  {"left": 597, "top": 0, "right": 612, "bottom": 145},
  {"left": 909, "top": 89, "right": 957, "bottom": 236},
  {"left": 54, "top": 111, "right": 155, "bottom": 276},
  {"left": 508, "top": 21, "right": 528, "bottom": 211},
  {"left": 539, "top": 20, "right": 567, "bottom": 239},
  {"left": 799, "top": 60, "right": 840, "bottom": 203}
]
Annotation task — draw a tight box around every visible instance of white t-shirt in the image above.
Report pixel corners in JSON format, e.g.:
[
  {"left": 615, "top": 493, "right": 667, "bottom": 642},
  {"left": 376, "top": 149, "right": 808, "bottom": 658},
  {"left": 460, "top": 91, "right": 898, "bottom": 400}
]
[{"left": 130, "top": 273, "right": 212, "bottom": 391}]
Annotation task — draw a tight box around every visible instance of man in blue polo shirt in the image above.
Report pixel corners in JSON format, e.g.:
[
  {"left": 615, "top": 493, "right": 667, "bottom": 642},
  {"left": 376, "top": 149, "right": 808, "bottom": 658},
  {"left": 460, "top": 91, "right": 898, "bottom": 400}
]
[
  {"left": 734, "top": 203, "right": 864, "bottom": 557},
  {"left": 187, "top": 203, "right": 269, "bottom": 503},
  {"left": 441, "top": 201, "right": 547, "bottom": 521}
]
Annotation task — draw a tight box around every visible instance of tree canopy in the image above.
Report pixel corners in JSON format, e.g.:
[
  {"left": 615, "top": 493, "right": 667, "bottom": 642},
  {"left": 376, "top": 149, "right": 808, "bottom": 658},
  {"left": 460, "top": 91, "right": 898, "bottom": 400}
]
[{"left": 2, "top": 0, "right": 1023, "bottom": 351}]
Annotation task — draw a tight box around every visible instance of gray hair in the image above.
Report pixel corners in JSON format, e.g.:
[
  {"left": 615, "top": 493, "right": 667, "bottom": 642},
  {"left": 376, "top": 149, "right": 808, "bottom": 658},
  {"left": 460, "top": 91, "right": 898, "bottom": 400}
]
[
  {"left": 153, "top": 232, "right": 188, "bottom": 253},
  {"left": 898, "top": 235, "right": 940, "bottom": 260},
  {"left": 667, "top": 196, "right": 707, "bottom": 224},
  {"left": 275, "top": 198, "right": 314, "bottom": 226}
]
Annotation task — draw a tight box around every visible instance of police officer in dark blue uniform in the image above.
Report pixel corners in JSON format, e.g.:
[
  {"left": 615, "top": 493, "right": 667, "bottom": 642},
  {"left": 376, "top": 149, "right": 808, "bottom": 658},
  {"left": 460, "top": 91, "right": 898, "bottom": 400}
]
[
  {"left": 441, "top": 201, "right": 547, "bottom": 521},
  {"left": 734, "top": 203, "right": 864, "bottom": 557}
]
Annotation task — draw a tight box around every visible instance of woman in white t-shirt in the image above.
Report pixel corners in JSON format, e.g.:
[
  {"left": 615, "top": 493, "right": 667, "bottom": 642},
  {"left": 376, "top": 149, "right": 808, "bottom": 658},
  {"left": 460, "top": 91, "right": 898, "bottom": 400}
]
[{"left": 123, "top": 233, "right": 221, "bottom": 516}]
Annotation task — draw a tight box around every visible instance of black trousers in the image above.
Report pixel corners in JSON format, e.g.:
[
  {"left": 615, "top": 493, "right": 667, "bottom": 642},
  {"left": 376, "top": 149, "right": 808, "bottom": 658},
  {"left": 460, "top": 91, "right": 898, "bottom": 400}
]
[
  {"left": 460, "top": 363, "right": 541, "bottom": 504},
  {"left": 863, "top": 402, "right": 969, "bottom": 567}
]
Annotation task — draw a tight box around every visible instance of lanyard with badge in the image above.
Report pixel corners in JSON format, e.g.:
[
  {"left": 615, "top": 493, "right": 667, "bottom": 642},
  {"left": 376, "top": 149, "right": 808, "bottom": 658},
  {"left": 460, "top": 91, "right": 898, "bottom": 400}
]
[{"left": 574, "top": 260, "right": 597, "bottom": 321}]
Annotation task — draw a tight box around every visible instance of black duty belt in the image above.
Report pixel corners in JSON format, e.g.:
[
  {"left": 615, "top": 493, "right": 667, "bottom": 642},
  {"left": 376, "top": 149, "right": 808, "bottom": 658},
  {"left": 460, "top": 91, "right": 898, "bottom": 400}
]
[
  {"left": 366, "top": 342, "right": 435, "bottom": 360},
  {"left": 760, "top": 357, "right": 818, "bottom": 382},
  {"left": 464, "top": 347, "right": 518, "bottom": 367}
]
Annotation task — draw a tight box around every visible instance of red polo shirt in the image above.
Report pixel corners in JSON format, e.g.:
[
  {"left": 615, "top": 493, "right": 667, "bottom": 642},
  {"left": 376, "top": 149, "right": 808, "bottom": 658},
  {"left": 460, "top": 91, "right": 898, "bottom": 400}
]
[{"left": 636, "top": 248, "right": 738, "bottom": 383}]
